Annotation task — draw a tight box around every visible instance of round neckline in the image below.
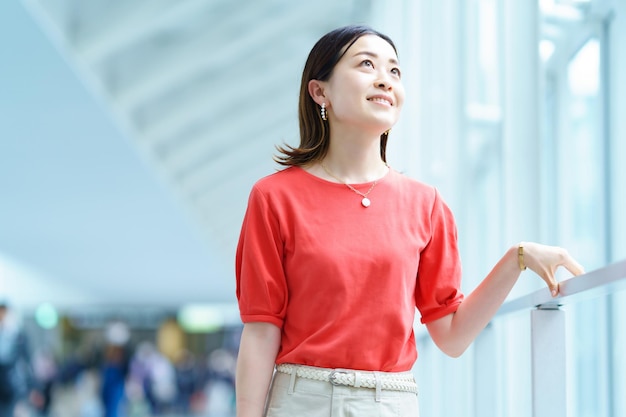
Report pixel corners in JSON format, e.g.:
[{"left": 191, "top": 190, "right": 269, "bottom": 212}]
[{"left": 293, "top": 165, "right": 392, "bottom": 187}]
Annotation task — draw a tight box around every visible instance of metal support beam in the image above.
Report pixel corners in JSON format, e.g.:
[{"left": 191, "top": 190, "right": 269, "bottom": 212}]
[{"left": 531, "top": 308, "right": 567, "bottom": 417}]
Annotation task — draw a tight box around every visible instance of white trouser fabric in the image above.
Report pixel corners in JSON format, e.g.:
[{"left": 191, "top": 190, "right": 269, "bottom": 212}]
[{"left": 264, "top": 365, "right": 420, "bottom": 417}]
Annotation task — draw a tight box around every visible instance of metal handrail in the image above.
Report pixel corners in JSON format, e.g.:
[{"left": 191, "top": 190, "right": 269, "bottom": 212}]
[
  {"left": 475, "top": 260, "right": 626, "bottom": 417},
  {"left": 413, "top": 259, "right": 626, "bottom": 416},
  {"left": 496, "top": 258, "right": 626, "bottom": 316},
  {"left": 487, "top": 259, "right": 626, "bottom": 417}
]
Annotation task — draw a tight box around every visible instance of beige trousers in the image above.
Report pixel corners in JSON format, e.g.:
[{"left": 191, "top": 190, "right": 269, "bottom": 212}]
[{"left": 264, "top": 369, "right": 420, "bottom": 417}]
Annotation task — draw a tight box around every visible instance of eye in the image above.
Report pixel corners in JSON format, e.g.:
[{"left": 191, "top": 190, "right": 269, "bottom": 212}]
[
  {"left": 391, "top": 67, "right": 402, "bottom": 77},
  {"left": 361, "top": 59, "right": 374, "bottom": 68}
]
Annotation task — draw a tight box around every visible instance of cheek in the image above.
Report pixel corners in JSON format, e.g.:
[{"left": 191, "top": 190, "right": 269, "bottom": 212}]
[
  {"left": 329, "top": 86, "right": 361, "bottom": 113},
  {"left": 327, "top": 74, "right": 366, "bottom": 106},
  {"left": 395, "top": 88, "right": 406, "bottom": 110}
]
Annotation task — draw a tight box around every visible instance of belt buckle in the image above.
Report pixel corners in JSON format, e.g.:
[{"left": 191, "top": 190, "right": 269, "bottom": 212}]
[{"left": 328, "top": 369, "right": 350, "bottom": 386}]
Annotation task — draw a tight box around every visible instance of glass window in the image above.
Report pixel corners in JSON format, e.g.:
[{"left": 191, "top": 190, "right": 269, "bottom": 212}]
[
  {"left": 560, "top": 36, "right": 610, "bottom": 417},
  {"left": 461, "top": 0, "right": 503, "bottom": 283},
  {"left": 560, "top": 38, "right": 606, "bottom": 268}
]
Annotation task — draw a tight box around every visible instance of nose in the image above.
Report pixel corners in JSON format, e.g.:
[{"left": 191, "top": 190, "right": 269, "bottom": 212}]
[{"left": 375, "top": 73, "right": 393, "bottom": 90}]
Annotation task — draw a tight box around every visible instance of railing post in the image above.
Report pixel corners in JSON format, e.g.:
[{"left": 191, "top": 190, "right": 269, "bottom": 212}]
[{"left": 531, "top": 307, "right": 567, "bottom": 417}]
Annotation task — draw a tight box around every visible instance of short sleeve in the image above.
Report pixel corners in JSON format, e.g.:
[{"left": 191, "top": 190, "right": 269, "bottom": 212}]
[
  {"left": 235, "top": 185, "right": 288, "bottom": 328},
  {"left": 415, "top": 189, "right": 464, "bottom": 323}
]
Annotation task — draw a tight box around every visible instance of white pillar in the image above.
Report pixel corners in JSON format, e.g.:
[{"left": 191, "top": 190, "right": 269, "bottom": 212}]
[
  {"left": 609, "top": 0, "right": 626, "bottom": 262},
  {"left": 502, "top": 0, "right": 541, "bottom": 244},
  {"left": 531, "top": 308, "right": 567, "bottom": 417},
  {"left": 609, "top": 3, "right": 626, "bottom": 417},
  {"left": 500, "top": 10, "right": 545, "bottom": 415}
]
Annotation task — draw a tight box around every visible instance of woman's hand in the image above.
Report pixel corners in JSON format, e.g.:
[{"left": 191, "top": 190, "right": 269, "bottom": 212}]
[
  {"left": 426, "top": 242, "right": 584, "bottom": 357},
  {"left": 520, "top": 242, "right": 585, "bottom": 297}
]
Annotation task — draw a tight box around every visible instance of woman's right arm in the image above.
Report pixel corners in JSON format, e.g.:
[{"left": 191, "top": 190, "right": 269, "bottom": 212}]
[{"left": 236, "top": 322, "right": 282, "bottom": 417}]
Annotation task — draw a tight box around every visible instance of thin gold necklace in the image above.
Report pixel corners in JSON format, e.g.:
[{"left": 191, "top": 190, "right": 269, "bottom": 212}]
[{"left": 320, "top": 163, "right": 387, "bottom": 208}]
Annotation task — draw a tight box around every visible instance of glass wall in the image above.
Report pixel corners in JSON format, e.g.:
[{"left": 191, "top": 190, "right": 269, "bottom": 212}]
[{"left": 371, "top": 0, "right": 624, "bottom": 416}]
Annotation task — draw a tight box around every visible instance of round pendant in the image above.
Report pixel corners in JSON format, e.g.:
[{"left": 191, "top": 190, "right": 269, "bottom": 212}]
[{"left": 361, "top": 197, "right": 371, "bottom": 208}]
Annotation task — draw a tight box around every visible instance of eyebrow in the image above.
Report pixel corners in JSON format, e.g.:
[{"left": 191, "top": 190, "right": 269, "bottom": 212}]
[{"left": 352, "top": 51, "right": 399, "bottom": 66}]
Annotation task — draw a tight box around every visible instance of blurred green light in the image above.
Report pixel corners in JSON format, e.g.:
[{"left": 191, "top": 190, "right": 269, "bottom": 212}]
[
  {"left": 178, "top": 304, "right": 224, "bottom": 333},
  {"left": 35, "top": 302, "right": 58, "bottom": 329}
]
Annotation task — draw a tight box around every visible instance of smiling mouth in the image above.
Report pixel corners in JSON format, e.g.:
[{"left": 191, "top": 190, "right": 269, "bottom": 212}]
[{"left": 368, "top": 97, "right": 393, "bottom": 106}]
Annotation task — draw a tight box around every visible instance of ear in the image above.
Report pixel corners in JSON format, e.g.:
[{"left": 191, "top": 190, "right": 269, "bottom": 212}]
[{"left": 308, "top": 79, "right": 327, "bottom": 106}]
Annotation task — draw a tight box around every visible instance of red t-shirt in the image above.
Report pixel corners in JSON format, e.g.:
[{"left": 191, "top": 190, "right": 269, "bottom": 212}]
[{"left": 236, "top": 166, "right": 464, "bottom": 372}]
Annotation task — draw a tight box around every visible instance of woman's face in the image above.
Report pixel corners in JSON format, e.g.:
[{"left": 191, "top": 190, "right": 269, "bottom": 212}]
[{"left": 323, "top": 35, "right": 405, "bottom": 134}]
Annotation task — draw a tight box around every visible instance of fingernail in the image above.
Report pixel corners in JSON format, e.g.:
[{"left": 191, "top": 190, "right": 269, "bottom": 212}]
[{"left": 551, "top": 289, "right": 558, "bottom": 297}]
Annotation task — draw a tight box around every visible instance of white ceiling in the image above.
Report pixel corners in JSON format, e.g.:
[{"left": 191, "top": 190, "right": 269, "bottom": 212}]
[{"left": 0, "top": 0, "right": 372, "bottom": 309}]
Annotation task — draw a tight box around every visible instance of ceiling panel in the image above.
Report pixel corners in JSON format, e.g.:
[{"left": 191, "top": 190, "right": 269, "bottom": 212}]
[{"left": 16, "top": 0, "right": 369, "bottom": 306}]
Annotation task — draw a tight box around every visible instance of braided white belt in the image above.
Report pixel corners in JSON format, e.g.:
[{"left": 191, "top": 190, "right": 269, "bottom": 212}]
[{"left": 276, "top": 363, "right": 418, "bottom": 394}]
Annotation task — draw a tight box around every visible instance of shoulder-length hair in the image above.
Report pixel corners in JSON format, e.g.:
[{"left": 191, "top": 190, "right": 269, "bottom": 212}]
[{"left": 275, "top": 25, "right": 397, "bottom": 167}]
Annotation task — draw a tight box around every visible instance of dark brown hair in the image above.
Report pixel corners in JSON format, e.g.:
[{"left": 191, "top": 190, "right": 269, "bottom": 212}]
[{"left": 275, "top": 25, "right": 397, "bottom": 166}]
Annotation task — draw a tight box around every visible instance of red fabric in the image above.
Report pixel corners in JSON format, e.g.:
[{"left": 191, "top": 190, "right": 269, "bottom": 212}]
[{"left": 236, "top": 167, "right": 464, "bottom": 372}]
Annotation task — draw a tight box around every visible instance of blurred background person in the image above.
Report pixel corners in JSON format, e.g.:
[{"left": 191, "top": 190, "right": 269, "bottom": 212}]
[
  {"left": 204, "top": 348, "right": 236, "bottom": 417},
  {"left": 128, "top": 341, "right": 176, "bottom": 416},
  {"left": 101, "top": 344, "right": 129, "bottom": 417},
  {"left": 0, "top": 300, "right": 38, "bottom": 417},
  {"left": 30, "top": 347, "right": 58, "bottom": 417},
  {"left": 173, "top": 349, "right": 199, "bottom": 415},
  {"left": 100, "top": 321, "right": 131, "bottom": 417}
]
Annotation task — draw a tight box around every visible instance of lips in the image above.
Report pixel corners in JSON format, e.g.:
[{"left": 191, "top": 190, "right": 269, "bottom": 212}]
[{"left": 367, "top": 95, "right": 393, "bottom": 106}]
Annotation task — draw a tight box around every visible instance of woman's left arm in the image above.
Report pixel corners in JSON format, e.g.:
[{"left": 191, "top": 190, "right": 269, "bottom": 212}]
[{"left": 426, "top": 242, "right": 585, "bottom": 358}]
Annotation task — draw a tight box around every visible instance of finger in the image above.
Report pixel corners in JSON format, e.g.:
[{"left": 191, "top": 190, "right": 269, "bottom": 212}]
[
  {"left": 562, "top": 255, "right": 585, "bottom": 276},
  {"left": 543, "top": 272, "right": 560, "bottom": 297},
  {"left": 548, "top": 280, "right": 559, "bottom": 297}
]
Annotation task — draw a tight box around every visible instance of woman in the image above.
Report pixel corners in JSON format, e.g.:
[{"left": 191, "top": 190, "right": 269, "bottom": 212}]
[{"left": 235, "top": 25, "right": 584, "bottom": 417}]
